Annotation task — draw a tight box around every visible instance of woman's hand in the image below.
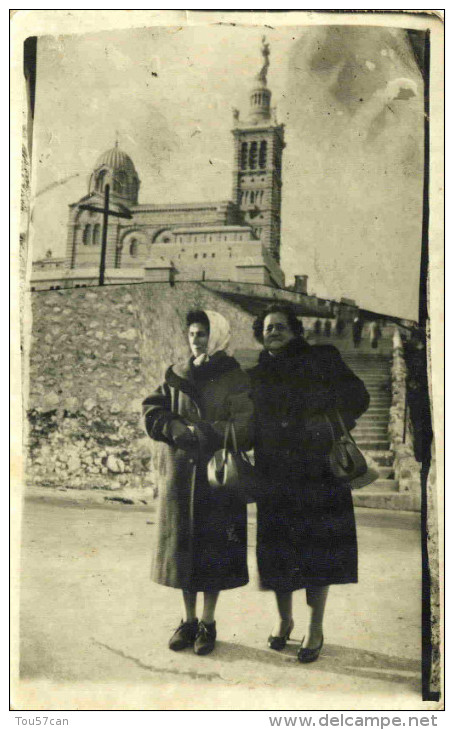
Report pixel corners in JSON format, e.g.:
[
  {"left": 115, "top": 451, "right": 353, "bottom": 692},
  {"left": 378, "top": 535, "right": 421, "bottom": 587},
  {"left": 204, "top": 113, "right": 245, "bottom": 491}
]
[{"left": 168, "top": 420, "right": 198, "bottom": 450}]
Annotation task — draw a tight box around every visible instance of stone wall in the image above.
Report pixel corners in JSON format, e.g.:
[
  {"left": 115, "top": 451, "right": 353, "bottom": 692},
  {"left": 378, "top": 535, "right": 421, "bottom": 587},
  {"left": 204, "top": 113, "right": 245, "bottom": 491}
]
[
  {"left": 26, "top": 282, "right": 260, "bottom": 492},
  {"left": 27, "top": 285, "right": 150, "bottom": 491}
]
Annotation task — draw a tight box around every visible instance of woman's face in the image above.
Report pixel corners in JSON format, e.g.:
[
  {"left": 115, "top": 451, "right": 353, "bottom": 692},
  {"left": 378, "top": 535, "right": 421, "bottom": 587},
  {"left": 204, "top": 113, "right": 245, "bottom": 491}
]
[
  {"left": 263, "top": 312, "right": 295, "bottom": 353},
  {"left": 188, "top": 323, "right": 209, "bottom": 357}
]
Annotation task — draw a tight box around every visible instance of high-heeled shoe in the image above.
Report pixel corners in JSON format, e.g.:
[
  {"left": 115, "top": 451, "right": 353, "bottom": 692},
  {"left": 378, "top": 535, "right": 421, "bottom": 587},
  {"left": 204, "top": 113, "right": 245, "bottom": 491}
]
[
  {"left": 297, "top": 635, "right": 324, "bottom": 663},
  {"left": 268, "top": 619, "right": 295, "bottom": 651}
]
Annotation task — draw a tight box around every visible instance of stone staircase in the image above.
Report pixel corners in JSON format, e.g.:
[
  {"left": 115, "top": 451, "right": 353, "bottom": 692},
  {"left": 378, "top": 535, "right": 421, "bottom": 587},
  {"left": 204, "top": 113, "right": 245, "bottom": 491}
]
[
  {"left": 305, "top": 326, "right": 410, "bottom": 509},
  {"left": 341, "top": 352, "right": 400, "bottom": 509}
]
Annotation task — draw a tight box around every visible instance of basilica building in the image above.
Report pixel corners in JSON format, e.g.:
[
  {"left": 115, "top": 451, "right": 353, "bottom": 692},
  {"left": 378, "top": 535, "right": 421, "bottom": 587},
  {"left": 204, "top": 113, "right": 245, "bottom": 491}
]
[{"left": 31, "top": 39, "right": 291, "bottom": 292}]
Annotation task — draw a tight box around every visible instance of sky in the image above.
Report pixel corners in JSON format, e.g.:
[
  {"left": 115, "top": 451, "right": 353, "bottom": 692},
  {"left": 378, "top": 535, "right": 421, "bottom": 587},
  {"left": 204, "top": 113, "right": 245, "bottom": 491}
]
[{"left": 30, "top": 23, "right": 424, "bottom": 320}]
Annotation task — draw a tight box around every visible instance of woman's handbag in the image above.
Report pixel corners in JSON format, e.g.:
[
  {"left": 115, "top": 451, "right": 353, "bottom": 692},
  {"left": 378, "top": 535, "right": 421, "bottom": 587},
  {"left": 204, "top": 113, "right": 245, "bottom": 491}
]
[
  {"left": 207, "top": 421, "right": 257, "bottom": 503},
  {"left": 325, "top": 409, "right": 379, "bottom": 488}
]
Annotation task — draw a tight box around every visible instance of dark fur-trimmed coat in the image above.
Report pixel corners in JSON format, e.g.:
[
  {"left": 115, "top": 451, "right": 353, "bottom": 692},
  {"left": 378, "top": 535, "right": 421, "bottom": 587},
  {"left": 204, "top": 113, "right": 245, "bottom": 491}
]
[
  {"left": 248, "top": 337, "right": 370, "bottom": 592},
  {"left": 143, "top": 352, "right": 253, "bottom": 591}
]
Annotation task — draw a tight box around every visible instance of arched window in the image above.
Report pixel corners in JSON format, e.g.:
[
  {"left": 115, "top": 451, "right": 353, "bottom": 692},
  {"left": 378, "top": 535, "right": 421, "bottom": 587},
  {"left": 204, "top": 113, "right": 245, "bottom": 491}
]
[
  {"left": 96, "top": 169, "right": 108, "bottom": 192},
  {"left": 92, "top": 223, "right": 100, "bottom": 246},
  {"left": 249, "top": 142, "right": 257, "bottom": 170},
  {"left": 113, "top": 171, "right": 127, "bottom": 193},
  {"left": 83, "top": 224, "right": 92, "bottom": 245},
  {"left": 240, "top": 142, "right": 248, "bottom": 170},
  {"left": 250, "top": 191, "right": 255, "bottom": 205},
  {"left": 129, "top": 239, "right": 138, "bottom": 258},
  {"left": 259, "top": 140, "right": 267, "bottom": 169}
]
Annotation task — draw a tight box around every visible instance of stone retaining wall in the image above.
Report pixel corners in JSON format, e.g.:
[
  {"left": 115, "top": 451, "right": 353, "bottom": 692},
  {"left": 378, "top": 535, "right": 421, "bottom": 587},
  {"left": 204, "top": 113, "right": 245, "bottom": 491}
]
[
  {"left": 27, "top": 285, "right": 151, "bottom": 491},
  {"left": 26, "top": 282, "right": 259, "bottom": 492}
]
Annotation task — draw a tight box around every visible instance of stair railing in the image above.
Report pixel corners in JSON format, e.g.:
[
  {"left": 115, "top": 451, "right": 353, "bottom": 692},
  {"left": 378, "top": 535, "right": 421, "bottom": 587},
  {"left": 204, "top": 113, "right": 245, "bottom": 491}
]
[{"left": 389, "top": 327, "right": 421, "bottom": 510}]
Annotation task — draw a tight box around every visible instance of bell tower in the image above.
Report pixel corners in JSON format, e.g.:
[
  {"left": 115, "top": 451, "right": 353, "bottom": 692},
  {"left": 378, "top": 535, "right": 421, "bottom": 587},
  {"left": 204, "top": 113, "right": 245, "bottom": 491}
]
[{"left": 232, "top": 38, "right": 285, "bottom": 263}]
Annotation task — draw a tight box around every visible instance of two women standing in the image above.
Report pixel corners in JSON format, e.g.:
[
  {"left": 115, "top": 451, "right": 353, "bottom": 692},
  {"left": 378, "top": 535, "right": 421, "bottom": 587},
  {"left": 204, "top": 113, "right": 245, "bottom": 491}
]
[{"left": 143, "top": 305, "right": 369, "bottom": 660}]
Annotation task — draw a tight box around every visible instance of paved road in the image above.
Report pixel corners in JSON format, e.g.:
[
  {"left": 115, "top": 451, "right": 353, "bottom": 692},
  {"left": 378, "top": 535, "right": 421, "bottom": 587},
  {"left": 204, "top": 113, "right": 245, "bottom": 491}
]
[{"left": 16, "top": 498, "right": 429, "bottom": 711}]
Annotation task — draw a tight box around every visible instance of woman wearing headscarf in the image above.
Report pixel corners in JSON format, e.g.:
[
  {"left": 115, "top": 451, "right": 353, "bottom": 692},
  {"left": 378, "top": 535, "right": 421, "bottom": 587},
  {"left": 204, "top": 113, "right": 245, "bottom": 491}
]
[
  {"left": 248, "top": 304, "right": 369, "bottom": 663},
  {"left": 143, "top": 309, "right": 253, "bottom": 656}
]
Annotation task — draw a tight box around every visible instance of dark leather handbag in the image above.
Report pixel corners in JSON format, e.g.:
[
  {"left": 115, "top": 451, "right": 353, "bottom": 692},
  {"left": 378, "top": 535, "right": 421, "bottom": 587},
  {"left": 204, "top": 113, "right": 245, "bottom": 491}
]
[
  {"left": 207, "top": 421, "right": 257, "bottom": 503},
  {"left": 325, "top": 409, "right": 371, "bottom": 485}
]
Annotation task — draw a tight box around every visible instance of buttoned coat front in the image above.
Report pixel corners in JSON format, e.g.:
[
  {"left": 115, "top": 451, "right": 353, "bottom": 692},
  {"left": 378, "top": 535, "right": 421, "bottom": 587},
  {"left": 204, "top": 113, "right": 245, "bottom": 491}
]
[{"left": 143, "top": 352, "right": 253, "bottom": 591}]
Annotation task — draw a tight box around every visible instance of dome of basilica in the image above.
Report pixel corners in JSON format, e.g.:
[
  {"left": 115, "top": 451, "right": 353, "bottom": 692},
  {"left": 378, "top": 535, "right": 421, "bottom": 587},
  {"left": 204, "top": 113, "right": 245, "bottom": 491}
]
[
  {"left": 89, "top": 142, "right": 140, "bottom": 205},
  {"left": 95, "top": 145, "right": 138, "bottom": 177}
]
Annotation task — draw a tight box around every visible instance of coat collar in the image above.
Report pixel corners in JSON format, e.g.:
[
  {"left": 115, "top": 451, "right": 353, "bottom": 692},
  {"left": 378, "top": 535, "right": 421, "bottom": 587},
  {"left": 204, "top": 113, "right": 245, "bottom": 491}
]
[
  {"left": 165, "top": 360, "right": 199, "bottom": 405},
  {"left": 257, "top": 336, "right": 312, "bottom": 366},
  {"left": 165, "top": 351, "right": 239, "bottom": 403}
]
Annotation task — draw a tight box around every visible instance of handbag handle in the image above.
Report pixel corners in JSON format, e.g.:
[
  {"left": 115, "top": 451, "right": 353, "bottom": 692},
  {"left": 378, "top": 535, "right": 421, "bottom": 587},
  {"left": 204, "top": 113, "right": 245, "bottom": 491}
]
[
  {"left": 325, "top": 409, "right": 351, "bottom": 443},
  {"left": 332, "top": 409, "right": 351, "bottom": 440},
  {"left": 222, "top": 419, "right": 238, "bottom": 454},
  {"left": 215, "top": 420, "right": 239, "bottom": 474}
]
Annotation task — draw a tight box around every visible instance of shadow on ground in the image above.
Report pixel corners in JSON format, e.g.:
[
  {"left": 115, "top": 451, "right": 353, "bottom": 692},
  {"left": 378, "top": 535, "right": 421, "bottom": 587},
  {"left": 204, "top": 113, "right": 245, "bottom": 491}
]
[{"left": 94, "top": 638, "right": 420, "bottom": 692}]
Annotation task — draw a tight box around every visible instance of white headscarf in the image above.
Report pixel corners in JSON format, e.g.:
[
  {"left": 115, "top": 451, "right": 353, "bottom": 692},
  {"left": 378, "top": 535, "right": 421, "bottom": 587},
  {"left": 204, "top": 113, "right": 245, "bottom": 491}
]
[{"left": 192, "top": 309, "right": 233, "bottom": 366}]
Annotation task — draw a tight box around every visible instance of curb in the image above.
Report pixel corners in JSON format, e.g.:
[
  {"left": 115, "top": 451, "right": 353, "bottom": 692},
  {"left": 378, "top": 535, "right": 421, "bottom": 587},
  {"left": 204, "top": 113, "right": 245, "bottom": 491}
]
[{"left": 24, "top": 485, "right": 157, "bottom": 511}]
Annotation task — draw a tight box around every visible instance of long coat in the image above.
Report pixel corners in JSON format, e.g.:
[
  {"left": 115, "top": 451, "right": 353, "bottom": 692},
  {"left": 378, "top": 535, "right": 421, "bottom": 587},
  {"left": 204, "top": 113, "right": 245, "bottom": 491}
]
[
  {"left": 143, "top": 352, "right": 253, "bottom": 592},
  {"left": 248, "top": 337, "right": 370, "bottom": 592}
]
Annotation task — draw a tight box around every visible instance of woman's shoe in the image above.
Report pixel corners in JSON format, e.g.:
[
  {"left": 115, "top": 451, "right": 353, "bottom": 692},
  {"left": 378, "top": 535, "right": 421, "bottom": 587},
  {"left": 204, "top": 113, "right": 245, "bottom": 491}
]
[
  {"left": 168, "top": 619, "right": 199, "bottom": 651},
  {"left": 297, "top": 635, "right": 324, "bottom": 663},
  {"left": 194, "top": 620, "right": 217, "bottom": 655},
  {"left": 268, "top": 619, "right": 295, "bottom": 651}
]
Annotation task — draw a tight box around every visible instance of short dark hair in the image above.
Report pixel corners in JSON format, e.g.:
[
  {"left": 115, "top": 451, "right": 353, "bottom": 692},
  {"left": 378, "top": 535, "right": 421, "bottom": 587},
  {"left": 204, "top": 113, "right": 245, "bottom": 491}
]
[
  {"left": 252, "top": 304, "right": 304, "bottom": 344},
  {"left": 186, "top": 309, "right": 210, "bottom": 333}
]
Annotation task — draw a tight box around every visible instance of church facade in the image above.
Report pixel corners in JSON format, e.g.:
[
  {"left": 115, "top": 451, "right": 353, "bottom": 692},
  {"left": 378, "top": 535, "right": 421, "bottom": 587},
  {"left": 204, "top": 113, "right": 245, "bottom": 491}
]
[{"left": 31, "top": 39, "right": 290, "bottom": 291}]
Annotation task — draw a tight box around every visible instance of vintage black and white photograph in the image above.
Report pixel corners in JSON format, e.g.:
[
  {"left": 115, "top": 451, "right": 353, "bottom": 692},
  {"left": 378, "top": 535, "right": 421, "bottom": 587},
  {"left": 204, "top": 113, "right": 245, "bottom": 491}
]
[{"left": 12, "top": 9, "right": 443, "bottom": 713}]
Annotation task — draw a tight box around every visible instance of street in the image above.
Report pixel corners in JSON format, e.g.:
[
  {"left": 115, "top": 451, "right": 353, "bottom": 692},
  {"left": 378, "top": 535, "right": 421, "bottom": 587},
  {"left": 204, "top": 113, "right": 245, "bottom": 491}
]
[{"left": 15, "top": 498, "right": 427, "bottom": 711}]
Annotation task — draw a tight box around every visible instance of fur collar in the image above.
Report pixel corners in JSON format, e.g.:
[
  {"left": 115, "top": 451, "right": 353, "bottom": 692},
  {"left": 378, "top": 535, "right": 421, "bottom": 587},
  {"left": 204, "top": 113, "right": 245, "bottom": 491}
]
[
  {"left": 165, "top": 351, "right": 240, "bottom": 402},
  {"left": 257, "top": 337, "right": 312, "bottom": 366}
]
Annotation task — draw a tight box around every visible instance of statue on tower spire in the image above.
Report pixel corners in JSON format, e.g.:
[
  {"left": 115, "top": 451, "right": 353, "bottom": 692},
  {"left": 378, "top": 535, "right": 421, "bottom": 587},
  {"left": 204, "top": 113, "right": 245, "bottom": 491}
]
[{"left": 256, "top": 36, "right": 270, "bottom": 86}]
